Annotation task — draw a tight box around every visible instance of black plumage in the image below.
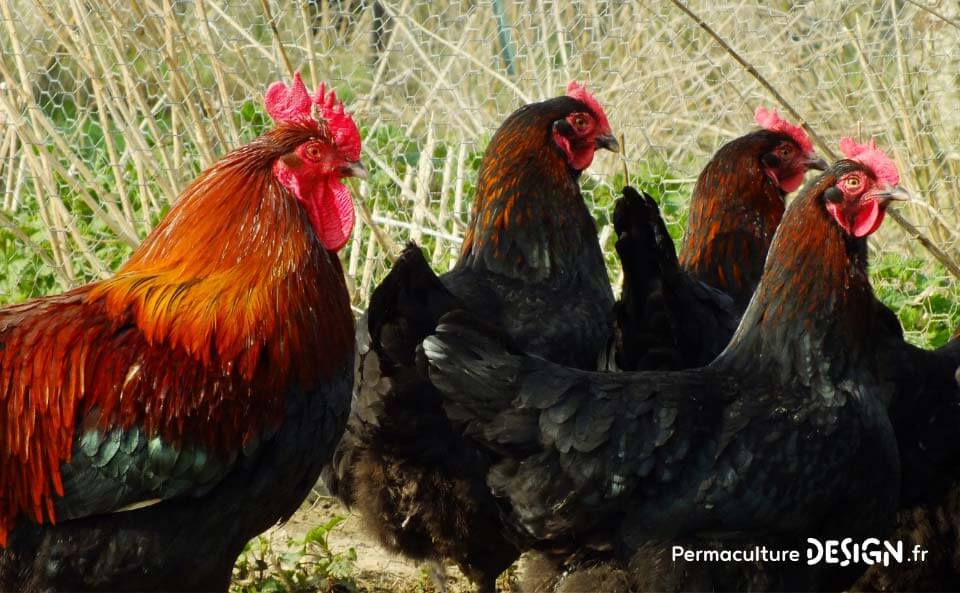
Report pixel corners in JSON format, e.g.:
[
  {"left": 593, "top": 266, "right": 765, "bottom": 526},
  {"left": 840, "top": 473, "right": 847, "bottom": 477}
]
[
  {"left": 614, "top": 127, "right": 825, "bottom": 372},
  {"left": 849, "top": 333, "right": 960, "bottom": 591},
  {"left": 612, "top": 187, "right": 736, "bottom": 372},
  {"left": 423, "top": 161, "right": 922, "bottom": 591},
  {"left": 325, "top": 93, "right": 619, "bottom": 591},
  {"left": 0, "top": 373, "right": 350, "bottom": 592}
]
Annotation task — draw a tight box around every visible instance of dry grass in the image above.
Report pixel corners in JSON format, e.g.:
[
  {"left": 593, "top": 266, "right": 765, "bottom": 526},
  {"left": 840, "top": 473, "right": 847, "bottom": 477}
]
[{"left": 1, "top": 1, "right": 958, "bottom": 322}]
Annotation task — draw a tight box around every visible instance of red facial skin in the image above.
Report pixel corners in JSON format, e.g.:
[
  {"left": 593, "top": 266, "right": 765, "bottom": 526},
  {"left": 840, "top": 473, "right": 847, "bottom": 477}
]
[
  {"left": 763, "top": 140, "right": 819, "bottom": 193},
  {"left": 272, "top": 137, "right": 358, "bottom": 252},
  {"left": 825, "top": 170, "right": 889, "bottom": 237},
  {"left": 265, "top": 74, "right": 364, "bottom": 252},
  {"left": 552, "top": 111, "right": 612, "bottom": 171}
]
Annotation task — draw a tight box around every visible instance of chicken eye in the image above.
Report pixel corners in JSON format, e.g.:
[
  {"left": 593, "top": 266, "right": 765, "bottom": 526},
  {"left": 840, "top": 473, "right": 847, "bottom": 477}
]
[
  {"left": 572, "top": 114, "right": 589, "bottom": 130},
  {"left": 779, "top": 146, "right": 794, "bottom": 158},
  {"left": 304, "top": 143, "right": 323, "bottom": 161},
  {"left": 845, "top": 176, "right": 862, "bottom": 189}
]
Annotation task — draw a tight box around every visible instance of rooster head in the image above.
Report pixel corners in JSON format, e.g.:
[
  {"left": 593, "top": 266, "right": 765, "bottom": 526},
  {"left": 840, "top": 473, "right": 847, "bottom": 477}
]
[
  {"left": 265, "top": 72, "right": 366, "bottom": 252},
  {"left": 823, "top": 138, "right": 908, "bottom": 238},
  {"left": 552, "top": 81, "right": 619, "bottom": 171},
  {"left": 754, "top": 106, "right": 826, "bottom": 193}
]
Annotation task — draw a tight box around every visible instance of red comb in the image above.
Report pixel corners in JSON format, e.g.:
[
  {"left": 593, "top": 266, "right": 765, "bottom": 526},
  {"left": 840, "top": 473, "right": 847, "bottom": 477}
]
[
  {"left": 264, "top": 72, "right": 362, "bottom": 162},
  {"left": 315, "top": 82, "right": 361, "bottom": 162},
  {"left": 566, "top": 81, "right": 611, "bottom": 132},
  {"left": 265, "top": 72, "right": 313, "bottom": 124},
  {"left": 754, "top": 107, "right": 813, "bottom": 154},
  {"left": 839, "top": 137, "right": 900, "bottom": 187}
]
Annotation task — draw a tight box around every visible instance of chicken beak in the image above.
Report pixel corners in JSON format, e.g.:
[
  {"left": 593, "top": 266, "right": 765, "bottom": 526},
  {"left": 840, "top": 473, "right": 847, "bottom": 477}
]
[
  {"left": 876, "top": 185, "right": 911, "bottom": 207},
  {"left": 804, "top": 154, "right": 828, "bottom": 171},
  {"left": 341, "top": 161, "right": 368, "bottom": 179},
  {"left": 595, "top": 133, "right": 621, "bottom": 153}
]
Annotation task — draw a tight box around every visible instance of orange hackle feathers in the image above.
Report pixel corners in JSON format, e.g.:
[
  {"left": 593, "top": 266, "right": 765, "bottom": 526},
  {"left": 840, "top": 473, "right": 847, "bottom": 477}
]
[
  {"left": 742, "top": 167, "right": 876, "bottom": 340},
  {"left": 0, "top": 123, "right": 354, "bottom": 545},
  {"left": 90, "top": 124, "right": 353, "bottom": 384},
  {"left": 459, "top": 96, "right": 590, "bottom": 274},
  {"left": 679, "top": 132, "right": 787, "bottom": 309}
]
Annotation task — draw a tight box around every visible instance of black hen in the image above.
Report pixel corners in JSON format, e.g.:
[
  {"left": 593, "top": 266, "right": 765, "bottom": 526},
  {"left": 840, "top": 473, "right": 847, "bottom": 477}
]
[
  {"left": 325, "top": 86, "right": 620, "bottom": 591},
  {"left": 680, "top": 109, "right": 827, "bottom": 313}
]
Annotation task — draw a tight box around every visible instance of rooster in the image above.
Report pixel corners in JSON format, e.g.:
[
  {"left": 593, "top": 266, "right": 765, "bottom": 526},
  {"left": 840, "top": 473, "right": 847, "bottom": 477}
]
[
  {"left": 0, "top": 73, "right": 364, "bottom": 592},
  {"left": 424, "top": 145, "right": 915, "bottom": 591},
  {"left": 614, "top": 108, "right": 826, "bottom": 371},
  {"left": 324, "top": 83, "right": 619, "bottom": 592}
]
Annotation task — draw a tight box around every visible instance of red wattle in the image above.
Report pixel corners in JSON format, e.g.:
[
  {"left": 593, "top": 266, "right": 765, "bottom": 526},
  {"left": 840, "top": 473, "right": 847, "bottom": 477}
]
[
  {"left": 780, "top": 171, "right": 805, "bottom": 193},
  {"left": 274, "top": 161, "right": 356, "bottom": 252},
  {"left": 852, "top": 197, "right": 883, "bottom": 238},
  {"left": 825, "top": 199, "right": 885, "bottom": 238},
  {"left": 551, "top": 129, "right": 595, "bottom": 171},
  {"left": 569, "top": 146, "right": 596, "bottom": 171},
  {"left": 304, "top": 179, "right": 355, "bottom": 252}
]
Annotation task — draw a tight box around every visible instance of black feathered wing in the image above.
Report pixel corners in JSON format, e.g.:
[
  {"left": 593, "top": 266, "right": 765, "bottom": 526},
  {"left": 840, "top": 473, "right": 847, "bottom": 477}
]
[
  {"left": 611, "top": 187, "right": 738, "bottom": 371},
  {"left": 323, "top": 244, "right": 463, "bottom": 503},
  {"left": 422, "top": 312, "right": 737, "bottom": 542}
]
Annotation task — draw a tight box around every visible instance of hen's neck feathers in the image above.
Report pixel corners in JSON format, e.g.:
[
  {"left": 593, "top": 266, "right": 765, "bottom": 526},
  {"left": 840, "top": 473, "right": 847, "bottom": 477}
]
[
  {"left": 458, "top": 98, "right": 603, "bottom": 283},
  {"left": 89, "top": 125, "right": 354, "bottom": 385},
  {"left": 680, "top": 132, "right": 786, "bottom": 309},
  {"left": 715, "top": 165, "right": 877, "bottom": 387}
]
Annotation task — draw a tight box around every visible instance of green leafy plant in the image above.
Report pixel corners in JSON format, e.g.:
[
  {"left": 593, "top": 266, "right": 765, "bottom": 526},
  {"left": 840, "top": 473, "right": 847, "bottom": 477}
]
[
  {"left": 231, "top": 516, "right": 358, "bottom": 593},
  {"left": 871, "top": 254, "right": 960, "bottom": 348}
]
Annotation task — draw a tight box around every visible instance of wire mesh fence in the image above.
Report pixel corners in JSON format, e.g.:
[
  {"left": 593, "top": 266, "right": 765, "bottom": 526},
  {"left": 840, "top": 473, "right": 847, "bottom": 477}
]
[{"left": 1, "top": 0, "right": 959, "bottom": 347}]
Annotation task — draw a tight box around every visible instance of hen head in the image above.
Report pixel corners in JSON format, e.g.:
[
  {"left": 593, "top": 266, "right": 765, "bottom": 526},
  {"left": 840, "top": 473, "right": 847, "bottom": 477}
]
[
  {"left": 823, "top": 138, "right": 908, "bottom": 238},
  {"left": 552, "top": 81, "right": 619, "bottom": 171},
  {"left": 754, "top": 106, "right": 827, "bottom": 193},
  {"left": 265, "top": 73, "right": 366, "bottom": 251}
]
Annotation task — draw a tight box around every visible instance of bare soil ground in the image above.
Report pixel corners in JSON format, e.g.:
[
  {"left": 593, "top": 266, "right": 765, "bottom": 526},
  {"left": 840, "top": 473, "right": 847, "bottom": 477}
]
[{"left": 261, "top": 495, "right": 512, "bottom": 593}]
